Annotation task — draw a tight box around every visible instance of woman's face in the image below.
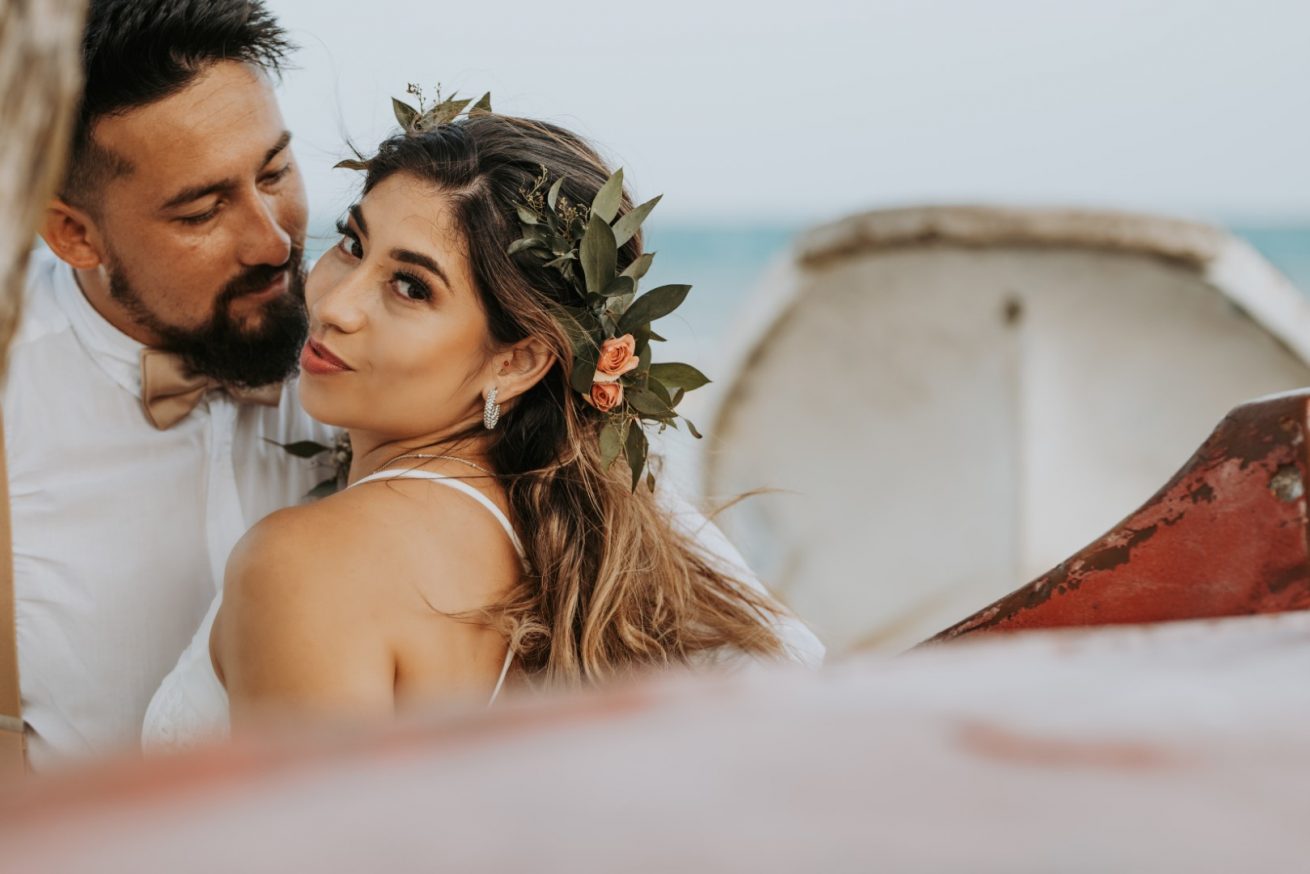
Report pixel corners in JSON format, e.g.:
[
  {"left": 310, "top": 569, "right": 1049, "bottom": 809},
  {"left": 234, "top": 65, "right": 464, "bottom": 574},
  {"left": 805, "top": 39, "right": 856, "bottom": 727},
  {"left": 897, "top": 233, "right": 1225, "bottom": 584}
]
[{"left": 299, "top": 172, "right": 497, "bottom": 438}]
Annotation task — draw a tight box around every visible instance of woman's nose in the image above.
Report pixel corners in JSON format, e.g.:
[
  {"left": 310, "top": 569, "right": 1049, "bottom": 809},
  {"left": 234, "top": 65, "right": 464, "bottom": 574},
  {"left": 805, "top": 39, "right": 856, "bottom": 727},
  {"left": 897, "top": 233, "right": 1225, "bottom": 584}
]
[{"left": 311, "top": 271, "right": 369, "bottom": 334}]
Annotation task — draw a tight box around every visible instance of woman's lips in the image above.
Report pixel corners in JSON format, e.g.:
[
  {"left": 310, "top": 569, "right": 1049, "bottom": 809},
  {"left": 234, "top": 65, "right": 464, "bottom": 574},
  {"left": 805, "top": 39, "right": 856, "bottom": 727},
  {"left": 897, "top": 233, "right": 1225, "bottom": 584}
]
[{"left": 300, "top": 338, "right": 353, "bottom": 375}]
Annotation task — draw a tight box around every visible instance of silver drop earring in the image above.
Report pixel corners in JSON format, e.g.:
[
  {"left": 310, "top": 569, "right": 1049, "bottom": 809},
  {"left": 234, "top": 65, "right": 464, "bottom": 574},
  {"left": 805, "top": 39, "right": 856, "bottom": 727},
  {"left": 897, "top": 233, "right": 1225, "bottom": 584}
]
[{"left": 483, "top": 386, "right": 501, "bottom": 430}]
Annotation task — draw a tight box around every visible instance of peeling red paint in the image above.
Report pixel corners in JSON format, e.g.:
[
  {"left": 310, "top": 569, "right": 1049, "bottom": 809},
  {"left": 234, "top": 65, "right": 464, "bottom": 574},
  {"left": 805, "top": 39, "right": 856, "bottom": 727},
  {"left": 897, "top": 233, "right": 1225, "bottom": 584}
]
[{"left": 930, "top": 392, "right": 1310, "bottom": 642}]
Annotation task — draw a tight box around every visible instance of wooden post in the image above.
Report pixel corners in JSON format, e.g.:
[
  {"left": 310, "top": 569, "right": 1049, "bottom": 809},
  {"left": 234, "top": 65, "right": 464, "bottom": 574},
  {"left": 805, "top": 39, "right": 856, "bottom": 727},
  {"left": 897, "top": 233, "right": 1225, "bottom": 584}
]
[
  {"left": 0, "top": 0, "right": 87, "bottom": 373},
  {"left": 0, "top": 0, "right": 88, "bottom": 777}
]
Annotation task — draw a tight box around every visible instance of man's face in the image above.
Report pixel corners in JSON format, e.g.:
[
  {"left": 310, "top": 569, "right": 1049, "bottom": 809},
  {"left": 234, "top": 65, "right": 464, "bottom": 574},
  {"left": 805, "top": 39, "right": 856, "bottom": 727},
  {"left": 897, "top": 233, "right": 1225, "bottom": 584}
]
[{"left": 90, "top": 61, "right": 309, "bottom": 386}]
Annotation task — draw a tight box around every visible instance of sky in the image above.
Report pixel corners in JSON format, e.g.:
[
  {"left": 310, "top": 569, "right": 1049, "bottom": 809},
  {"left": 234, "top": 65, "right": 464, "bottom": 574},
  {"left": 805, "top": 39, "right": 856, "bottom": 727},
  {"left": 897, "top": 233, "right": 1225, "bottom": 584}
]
[{"left": 268, "top": 0, "right": 1310, "bottom": 226}]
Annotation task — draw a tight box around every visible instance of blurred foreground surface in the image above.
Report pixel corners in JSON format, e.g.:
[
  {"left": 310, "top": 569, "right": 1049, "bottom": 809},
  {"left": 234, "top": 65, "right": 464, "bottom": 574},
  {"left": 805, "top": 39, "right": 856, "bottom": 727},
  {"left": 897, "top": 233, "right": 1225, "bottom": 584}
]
[{"left": 1, "top": 611, "right": 1307, "bottom": 873}]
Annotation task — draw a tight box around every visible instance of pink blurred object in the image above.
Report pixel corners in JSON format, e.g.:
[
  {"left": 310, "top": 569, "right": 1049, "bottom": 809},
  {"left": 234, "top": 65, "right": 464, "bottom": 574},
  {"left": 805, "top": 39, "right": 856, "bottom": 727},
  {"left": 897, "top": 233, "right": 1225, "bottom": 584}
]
[{"left": 1, "top": 612, "right": 1309, "bottom": 872}]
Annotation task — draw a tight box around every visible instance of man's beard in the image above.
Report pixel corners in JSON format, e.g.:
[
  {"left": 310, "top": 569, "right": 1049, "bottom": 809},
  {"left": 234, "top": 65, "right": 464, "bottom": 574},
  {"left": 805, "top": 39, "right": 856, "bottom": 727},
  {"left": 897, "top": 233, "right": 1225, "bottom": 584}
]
[{"left": 107, "top": 249, "right": 309, "bottom": 389}]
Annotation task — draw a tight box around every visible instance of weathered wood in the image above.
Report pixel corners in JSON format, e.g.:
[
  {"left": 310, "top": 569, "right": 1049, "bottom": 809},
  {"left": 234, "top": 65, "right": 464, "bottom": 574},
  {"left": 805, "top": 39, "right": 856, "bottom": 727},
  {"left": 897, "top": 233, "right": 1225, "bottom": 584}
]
[
  {"left": 0, "top": 0, "right": 87, "bottom": 374},
  {"left": 0, "top": 0, "right": 87, "bottom": 780},
  {"left": 931, "top": 390, "right": 1310, "bottom": 641}
]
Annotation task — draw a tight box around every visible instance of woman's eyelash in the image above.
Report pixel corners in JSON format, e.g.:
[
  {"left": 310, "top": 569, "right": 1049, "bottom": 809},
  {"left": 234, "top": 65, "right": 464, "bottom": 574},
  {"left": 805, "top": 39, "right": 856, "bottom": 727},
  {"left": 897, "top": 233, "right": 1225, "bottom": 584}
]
[
  {"left": 332, "top": 219, "right": 429, "bottom": 301},
  {"left": 394, "top": 271, "right": 432, "bottom": 301},
  {"left": 334, "top": 219, "right": 363, "bottom": 257}
]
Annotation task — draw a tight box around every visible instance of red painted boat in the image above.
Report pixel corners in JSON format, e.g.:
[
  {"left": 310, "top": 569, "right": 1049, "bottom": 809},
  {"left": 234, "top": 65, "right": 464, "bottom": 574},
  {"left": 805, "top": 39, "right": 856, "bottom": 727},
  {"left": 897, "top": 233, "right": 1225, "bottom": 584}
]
[{"left": 931, "top": 389, "right": 1310, "bottom": 641}]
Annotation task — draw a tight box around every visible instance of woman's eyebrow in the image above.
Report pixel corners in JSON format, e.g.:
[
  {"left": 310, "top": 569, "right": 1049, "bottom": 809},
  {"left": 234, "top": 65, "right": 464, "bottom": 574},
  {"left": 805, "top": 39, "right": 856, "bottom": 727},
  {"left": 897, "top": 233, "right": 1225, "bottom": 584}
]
[
  {"left": 391, "top": 248, "right": 451, "bottom": 289},
  {"left": 349, "top": 203, "right": 369, "bottom": 237}
]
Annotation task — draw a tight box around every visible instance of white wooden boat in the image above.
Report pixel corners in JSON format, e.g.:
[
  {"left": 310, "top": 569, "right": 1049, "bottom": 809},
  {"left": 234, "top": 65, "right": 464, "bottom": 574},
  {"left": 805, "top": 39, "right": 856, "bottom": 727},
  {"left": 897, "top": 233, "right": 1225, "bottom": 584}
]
[{"left": 699, "top": 206, "right": 1310, "bottom": 652}]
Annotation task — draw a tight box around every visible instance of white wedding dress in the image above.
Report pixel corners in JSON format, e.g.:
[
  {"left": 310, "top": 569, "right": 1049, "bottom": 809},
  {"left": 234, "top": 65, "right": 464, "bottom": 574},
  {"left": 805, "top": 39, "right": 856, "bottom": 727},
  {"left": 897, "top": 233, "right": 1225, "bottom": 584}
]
[{"left": 143, "top": 471, "right": 825, "bottom": 752}]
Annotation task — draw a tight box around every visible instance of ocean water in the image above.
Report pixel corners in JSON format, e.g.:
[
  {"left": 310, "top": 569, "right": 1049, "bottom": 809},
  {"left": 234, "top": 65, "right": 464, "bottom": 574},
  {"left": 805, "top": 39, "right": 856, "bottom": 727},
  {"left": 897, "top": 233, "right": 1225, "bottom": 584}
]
[{"left": 641, "top": 222, "right": 1310, "bottom": 356}]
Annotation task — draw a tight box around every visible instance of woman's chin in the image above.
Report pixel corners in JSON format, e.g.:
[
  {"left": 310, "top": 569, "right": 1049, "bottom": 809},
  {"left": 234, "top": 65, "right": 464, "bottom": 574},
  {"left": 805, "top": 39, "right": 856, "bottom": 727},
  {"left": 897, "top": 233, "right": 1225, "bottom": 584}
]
[{"left": 295, "top": 377, "right": 350, "bottom": 428}]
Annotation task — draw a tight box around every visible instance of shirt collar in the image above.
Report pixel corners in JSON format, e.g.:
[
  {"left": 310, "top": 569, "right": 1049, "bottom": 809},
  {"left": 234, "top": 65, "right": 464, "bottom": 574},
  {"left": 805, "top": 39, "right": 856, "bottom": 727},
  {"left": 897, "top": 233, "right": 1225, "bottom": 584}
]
[{"left": 52, "top": 260, "right": 147, "bottom": 398}]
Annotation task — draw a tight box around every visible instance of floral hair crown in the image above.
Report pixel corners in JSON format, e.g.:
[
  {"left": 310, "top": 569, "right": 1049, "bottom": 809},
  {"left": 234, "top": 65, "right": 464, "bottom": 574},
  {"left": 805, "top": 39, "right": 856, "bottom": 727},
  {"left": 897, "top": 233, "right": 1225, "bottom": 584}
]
[{"left": 335, "top": 86, "right": 710, "bottom": 492}]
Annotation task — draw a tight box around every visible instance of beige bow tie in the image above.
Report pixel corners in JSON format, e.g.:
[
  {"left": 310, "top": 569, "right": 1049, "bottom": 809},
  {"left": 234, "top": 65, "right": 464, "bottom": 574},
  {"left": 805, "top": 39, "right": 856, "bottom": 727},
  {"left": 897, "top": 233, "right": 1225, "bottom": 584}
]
[{"left": 139, "top": 349, "right": 283, "bottom": 430}]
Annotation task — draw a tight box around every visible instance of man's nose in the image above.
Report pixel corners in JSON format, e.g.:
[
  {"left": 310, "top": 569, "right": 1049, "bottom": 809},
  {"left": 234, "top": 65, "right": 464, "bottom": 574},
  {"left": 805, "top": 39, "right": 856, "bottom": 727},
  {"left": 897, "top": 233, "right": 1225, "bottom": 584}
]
[{"left": 239, "top": 192, "right": 293, "bottom": 267}]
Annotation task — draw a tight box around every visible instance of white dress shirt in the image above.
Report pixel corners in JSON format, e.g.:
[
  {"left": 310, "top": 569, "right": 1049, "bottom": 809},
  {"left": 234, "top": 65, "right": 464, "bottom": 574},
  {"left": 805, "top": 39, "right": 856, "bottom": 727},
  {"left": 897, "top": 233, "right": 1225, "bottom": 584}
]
[{"left": 3, "top": 249, "right": 333, "bottom": 769}]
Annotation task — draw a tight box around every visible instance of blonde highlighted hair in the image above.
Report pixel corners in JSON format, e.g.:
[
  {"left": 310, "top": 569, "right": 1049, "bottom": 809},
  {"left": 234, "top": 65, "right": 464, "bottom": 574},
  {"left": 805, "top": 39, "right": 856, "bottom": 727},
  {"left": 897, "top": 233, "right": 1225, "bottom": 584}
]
[{"left": 357, "top": 113, "right": 785, "bottom": 684}]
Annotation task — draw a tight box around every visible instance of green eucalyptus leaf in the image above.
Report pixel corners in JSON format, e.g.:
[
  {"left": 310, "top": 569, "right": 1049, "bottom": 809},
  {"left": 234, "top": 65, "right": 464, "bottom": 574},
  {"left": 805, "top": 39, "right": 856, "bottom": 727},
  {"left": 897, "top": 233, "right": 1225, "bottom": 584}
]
[
  {"left": 625, "top": 423, "right": 648, "bottom": 492},
  {"left": 602, "top": 275, "right": 635, "bottom": 298},
  {"left": 429, "top": 97, "right": 472, "bottom": 125},
  {"left": 392, "top": 98, "right": 419, "bottom": 129},
  {"left": 612, "top": 195, "right": 662, "bottom": 247},
  {"left": 617, "top": 284, "right": 690, "bottom": 335},
  {"left": 508, "top": 237, "right": 545, "bottom": 256},
  {"left": 626, "top": 387, "right": 674, "bottom": 417},
  {"left": 684, "top": 417, "right": 704, "bottom": 439},
  {"left": 648, "top": 378, "right": 673, "bottom": 407},
  {"left": 646, "top": 469, "right": 656, "bottom": 493},
  {"left": 621, "top": 252, "right": 655, "bottom": 281},
  {"left": 334, "top": 158, "right": 369, "bottom": 171},
  {"left": 648, "top": 362, "right": 711, "bottom": 391},
  {"left": 671, "top": 388, "right": 685, "bottom": 408},
  {"left": 516, "top": 206, "right": 540, "bottom": 226},
  {"left": 307, "top": 478, "right": 340, "bottom": 499},
  {"left": 599, "top": 421, "right": 623, "bottom": 470},
  {"left": 547, "top": 177, "right": 564, "bottom": 210},
  {"left": 591, "top": 168, "right": 625, "bottom": 223},
  {"left": 265, "top": 438, "right": 331, "bottom": 459},
  {"left": 648, "top": 328, "right": 667, "bottom": 342},
  {"left": 570, "top": 344, "right": 600, "bottom": 394},
  {"left": 580, "top": 214, "right": 618, "bottom": 295},
  {"left": 543, "top": 253, "right": 577, "bottom": 270},
  {"left": 469, "top": 92, "right": 493, "bottom": 115}
]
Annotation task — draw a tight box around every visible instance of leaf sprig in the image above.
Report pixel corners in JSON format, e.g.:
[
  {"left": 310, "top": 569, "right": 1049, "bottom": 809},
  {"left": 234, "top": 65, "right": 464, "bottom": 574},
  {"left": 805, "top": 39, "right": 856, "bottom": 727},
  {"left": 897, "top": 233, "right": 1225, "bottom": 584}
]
[
  {"left": 335, "top": 84, "right": 493, "bottom": 172},
  {"left": 510, "top": 167, "right": 710, "bottom": 491},
  {"left": 266, "top": 432, "right": 353, "bottom": 499}
]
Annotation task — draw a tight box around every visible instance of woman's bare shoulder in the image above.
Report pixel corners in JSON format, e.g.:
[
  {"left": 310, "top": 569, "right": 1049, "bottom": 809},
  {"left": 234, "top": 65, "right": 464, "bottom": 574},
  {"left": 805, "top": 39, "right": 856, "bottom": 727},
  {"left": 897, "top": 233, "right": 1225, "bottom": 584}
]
[
  {"left": 227, "top": 477, "right": 520, "bottom": 614},
  {"left": 217, "top": 497, "right": 397, "bottom": 723}
]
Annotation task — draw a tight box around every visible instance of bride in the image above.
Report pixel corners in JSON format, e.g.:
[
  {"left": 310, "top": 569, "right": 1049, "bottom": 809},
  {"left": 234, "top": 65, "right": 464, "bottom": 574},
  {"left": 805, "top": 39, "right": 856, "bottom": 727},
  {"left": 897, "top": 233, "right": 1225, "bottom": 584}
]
[{"left": 143, "top": 96, "right": 822, "bottom": 751}]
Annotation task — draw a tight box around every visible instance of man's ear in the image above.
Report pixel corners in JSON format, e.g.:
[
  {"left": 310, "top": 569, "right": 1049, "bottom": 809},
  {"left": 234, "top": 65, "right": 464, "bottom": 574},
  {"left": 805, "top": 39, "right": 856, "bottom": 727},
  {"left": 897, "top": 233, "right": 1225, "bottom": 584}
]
[
  {"left": 40, "top": 197, "right": 107, "bottom": 270},
  {"left": 494, "top": 336, "right": 556, "bottom": 404}
]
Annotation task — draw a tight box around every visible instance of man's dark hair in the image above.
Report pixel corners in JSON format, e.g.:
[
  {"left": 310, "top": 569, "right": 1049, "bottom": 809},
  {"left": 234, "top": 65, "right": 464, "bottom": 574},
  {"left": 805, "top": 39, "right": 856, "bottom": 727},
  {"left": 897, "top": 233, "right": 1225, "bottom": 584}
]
[{"left": 62, "top": 0, "right": 294, "bottom": 209}]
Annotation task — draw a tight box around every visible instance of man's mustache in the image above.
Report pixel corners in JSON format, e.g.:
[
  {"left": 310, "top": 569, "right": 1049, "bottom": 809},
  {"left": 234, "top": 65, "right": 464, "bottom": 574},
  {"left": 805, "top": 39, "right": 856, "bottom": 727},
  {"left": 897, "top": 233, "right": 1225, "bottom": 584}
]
[{"left": 218, "top": 247, "right": 305, "bottom": 304}]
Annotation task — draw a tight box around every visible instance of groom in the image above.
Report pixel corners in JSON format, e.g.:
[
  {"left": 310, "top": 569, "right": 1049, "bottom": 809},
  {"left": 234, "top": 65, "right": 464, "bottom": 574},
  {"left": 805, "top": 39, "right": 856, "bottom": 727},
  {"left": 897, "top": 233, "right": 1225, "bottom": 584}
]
[
  {"left": 8, "top": 0, "right": 822, "bottom": 770},
  {"left": 5, "top": 0, "right": 332, "bottom": 769}
]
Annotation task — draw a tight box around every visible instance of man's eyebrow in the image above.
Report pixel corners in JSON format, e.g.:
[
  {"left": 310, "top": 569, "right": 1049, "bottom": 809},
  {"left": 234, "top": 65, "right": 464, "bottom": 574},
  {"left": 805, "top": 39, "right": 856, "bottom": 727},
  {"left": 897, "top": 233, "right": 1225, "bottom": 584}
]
[
  {"left": 159, "top": 131, "right": 293, "bottom": 212},
  {"left": 391, "top": 249, "right": 451, "bottom": 289},
  {"left": 263, "top": 131, "right": 292, "bottom": 166}
]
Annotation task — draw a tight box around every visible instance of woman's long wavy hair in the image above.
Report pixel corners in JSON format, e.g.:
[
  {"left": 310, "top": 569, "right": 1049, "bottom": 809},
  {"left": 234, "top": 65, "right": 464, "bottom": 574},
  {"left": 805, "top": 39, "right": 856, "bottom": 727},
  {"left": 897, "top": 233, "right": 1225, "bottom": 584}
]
[{"left": 358, "top": 113, "right": 785, "bottom": 685}]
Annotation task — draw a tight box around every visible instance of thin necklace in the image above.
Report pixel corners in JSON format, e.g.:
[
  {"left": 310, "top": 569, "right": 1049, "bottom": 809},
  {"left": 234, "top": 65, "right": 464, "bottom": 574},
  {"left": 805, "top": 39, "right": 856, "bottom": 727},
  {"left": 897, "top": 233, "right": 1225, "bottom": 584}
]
[{"left": 370, "top": 452, "right": 495, "bottom": 478}]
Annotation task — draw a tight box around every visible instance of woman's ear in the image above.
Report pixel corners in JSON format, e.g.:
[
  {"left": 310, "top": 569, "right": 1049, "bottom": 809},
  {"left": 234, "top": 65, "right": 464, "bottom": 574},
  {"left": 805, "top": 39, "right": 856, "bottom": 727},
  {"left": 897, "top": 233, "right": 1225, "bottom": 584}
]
[
  {"left": 40, "top": 197, "right": 107, "bottom": 270},
  {"left": 494, "top": 336, "right": 556, "bottom": 404}
]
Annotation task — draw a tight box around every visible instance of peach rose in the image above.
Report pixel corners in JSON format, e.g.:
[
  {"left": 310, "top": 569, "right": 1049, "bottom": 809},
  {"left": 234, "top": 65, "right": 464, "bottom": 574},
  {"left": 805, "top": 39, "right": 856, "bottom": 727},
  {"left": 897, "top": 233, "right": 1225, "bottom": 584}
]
[
  {"left": 588, "top": 381, "right": 624, "bottom": 412},
  {"left": 595, "top": 334, "right": 639, "bottom": 381}
]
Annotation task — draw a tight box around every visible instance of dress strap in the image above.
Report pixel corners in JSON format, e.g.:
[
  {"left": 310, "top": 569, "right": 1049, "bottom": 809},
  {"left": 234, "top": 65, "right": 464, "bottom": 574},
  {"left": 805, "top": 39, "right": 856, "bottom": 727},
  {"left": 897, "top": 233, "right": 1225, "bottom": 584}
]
[
  {"left": 351, "top": 468, "right": 521, "bottom": 705},
  {"left": 349, "top": 469, "right": 527, "bottom": 566},
  {"left": 487, "top": 647, "right": 514, "bottom": 708}
]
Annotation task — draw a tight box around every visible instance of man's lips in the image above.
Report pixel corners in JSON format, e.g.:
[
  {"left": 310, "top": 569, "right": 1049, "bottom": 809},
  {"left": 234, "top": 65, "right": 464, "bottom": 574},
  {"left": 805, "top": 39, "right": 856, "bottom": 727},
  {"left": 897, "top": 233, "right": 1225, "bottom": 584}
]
[
  {"left": 300, "top": 337, "right": 353, "bottom": 374},
  {"left": 229, "top": 270, "right": 289, "bottom": 305}
]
